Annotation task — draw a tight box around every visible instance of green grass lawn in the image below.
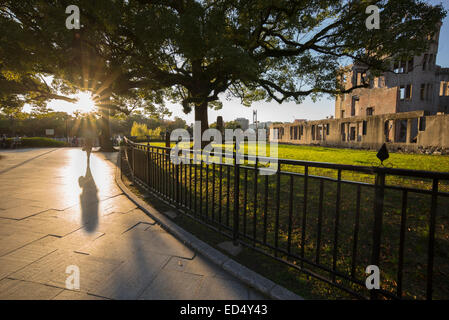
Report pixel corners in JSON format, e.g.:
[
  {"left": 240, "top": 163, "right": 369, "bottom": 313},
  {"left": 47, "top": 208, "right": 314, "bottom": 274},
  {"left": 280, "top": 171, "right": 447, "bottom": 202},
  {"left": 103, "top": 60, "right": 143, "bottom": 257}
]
[
  {"left": 144, "top": 142, "right": 449, "bottom": 172},
  {"left": 268, "top": 144, "right": 449, "bottom": 172}
]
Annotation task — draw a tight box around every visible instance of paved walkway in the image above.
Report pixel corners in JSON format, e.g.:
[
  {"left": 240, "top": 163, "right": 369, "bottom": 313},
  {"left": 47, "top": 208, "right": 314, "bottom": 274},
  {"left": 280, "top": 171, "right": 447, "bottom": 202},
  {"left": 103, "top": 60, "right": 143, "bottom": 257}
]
[{"left": 0, "top": 148, "right": 265, "bottom": 300}]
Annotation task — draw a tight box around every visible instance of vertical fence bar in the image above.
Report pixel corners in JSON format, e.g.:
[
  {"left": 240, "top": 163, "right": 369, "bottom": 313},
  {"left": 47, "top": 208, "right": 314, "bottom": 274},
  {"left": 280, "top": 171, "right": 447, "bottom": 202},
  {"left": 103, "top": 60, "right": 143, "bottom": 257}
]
[
  {"left": 175, "top": 161, "right": 180, "bottom": 206},
  {"left": 162, "top": 150, "right": 168, "bottom": 199},
  {"left": 150, "top": 147, "right": 153, "bottom": 189},
  {"left": 170, "top": 160, "right": 174, "bottom": 201},
  {"left": 426, "top": 179, "right": 439, "bottom": 300},
  {"left": 219, "top": 162, "right": 223, "bottom": 228},
  {"left": 163, "top": 151, "right": 166, "bottom": 197},
  {"left": 287, "top": 174, "right": 294, "bottom": 254},
  {"left": 159, "top": 149, "right": 162, "bottom": 193},
  {"left": 199, "top": 156, "right": 203, "bottom": 217},
  {"left": 179, "top": 159, "right": 185, "bottom": 207},
  {"left": 332, "top": 169, "right": 342, "bottom": 282},
  {"left": 243, "top": 168, "right": 248, "bottom": 236},
  {"left": 184, "top": 153, "right": 188, "bottom": 207},
  {"left": 158, "top": 150, "right": 162, "bottom": 195},
  {"left": 226, "top": 165, "right": 230, "bottom": 227},
  {"left": 263, "top": 175, "right": 269, "bottom": 245},
  {"left": 155, "top": 148, "right": 158, "bottom": 191},
  {"left": 149, "top": 147, "right": 153, "bottom": 189},
  {"left": 199, "top": 159, "right": 203, "bottom": 217},
  {"left": 168, "top": 156, "right": 171, "bottom": 199},
  {"left": 351, "top": 184, "right": 362, "bottom": 277},
  {"left": 206, "top": 155, "right": 209, "bottom": 219},
  {"left": 155, "top": 150, "right": 158, "bottom": 192},
  {"left": 315, "top": 179, "right": 324, "bottom": 264},
  {"left": 233, "top": 151, "right": 240, "bottom": 245},
  {"left": 189, "top": 154, "right": 192, "bottom": 210},
  {"left": 146, "top": 147, "right": 150, "bottom": 187},
  {"left": 132, "top": 144, "right": 135, "bottom": 183},
  {"left": 165, "top": 151, "right": 168, "bottom": 198},
  {"left": 168, "top": 152, "right": 171, "bottom": 198},
  {"left": 370, "top": 171, "right": 385, "bottom": 299},
  {"left": 253, "top": 157, "right": 258, "bottom": 245},
  {"left": 274, "top": 163, "right": 281, "bottom": 257},
  {"left": 158, "top": 150, "right": 162, "bottom": 194},
  {"left": 212, "top": 162, "right": 215, "bottom": 221},
  {"left": 153, "top": 148, "right": 156, "bottom": 190},
  {"left": 160, "top": 150, "right": 163, "bottom": 195},
  {"left": 397, "top": 189, "right": 408, "bottom": 298},
  {"left": 194, "top": 153, "right": 198, "bottom": 215},
  {"left": 301, "top": 166, "right": 309, "bottom": 267}
]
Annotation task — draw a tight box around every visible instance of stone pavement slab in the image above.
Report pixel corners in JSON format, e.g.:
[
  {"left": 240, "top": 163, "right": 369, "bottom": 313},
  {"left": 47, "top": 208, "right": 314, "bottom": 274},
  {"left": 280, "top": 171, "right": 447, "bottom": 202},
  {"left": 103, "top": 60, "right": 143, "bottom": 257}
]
[
  {"left": 0, "top": 278, "right": 63, "bottom": 300},
  {"left": 139, "top": 269, "right": 204, "bottom": 300},
  {"left": 9, "top": 249, "right": 124, "bottom": 296},
  {"left": 0, "top": 148, "right": 268, "bottom": 300},
  {"left": 53, "top": 289, "right": 107, "bottom": 300},
  {"left": 0, "top": 205, "right": 47, "bottom": 220},
  {"left": 0, "top": 231, "right": 47, "bottom": 256},
  {"left": 195, "top": 276, "right": 251, "bottom": 300}
]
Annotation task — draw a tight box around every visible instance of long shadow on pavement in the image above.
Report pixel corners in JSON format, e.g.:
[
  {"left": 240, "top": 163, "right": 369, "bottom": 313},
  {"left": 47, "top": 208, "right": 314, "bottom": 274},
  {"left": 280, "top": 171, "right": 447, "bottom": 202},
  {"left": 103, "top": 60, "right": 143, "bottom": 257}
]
[{"left": 78, "top": 161, "right": 99, "bottom": 233}]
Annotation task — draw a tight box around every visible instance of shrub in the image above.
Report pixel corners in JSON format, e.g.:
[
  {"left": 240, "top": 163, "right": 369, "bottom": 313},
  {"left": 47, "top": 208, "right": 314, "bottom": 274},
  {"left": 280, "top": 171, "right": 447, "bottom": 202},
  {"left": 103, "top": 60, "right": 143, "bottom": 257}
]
[
  {"left": 130, "top": 122, "right": 149, "bottom": 137},
  {"left": 130, "top": 122, "right": 162, "bottom": 139},
  {"left": 5, "top": 137, "right": 68, "bottom": 148}
]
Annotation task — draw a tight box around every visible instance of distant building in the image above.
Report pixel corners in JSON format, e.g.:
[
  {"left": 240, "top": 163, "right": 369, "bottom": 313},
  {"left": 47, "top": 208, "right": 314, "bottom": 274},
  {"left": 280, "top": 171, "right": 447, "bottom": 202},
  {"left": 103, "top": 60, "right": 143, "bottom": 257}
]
[
  {"left": 248, "top": 121, "right": 272, "bottom": 130},
  {"left": 249, "top": 121, "right": 272, "bottom": 140},
  {"left": 335, "top": 22, "right": 449, "bottom": 118},
  {"left": 270, "top": 21, "right": 449, "bottom": 153}
]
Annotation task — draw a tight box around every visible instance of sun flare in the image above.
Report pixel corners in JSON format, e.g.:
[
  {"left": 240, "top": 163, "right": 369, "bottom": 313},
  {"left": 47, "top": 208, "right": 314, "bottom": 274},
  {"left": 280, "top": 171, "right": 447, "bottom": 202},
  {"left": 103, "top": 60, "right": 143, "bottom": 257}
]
[{"left": 71, "top": 92, "right": 97, "bottom": 114}]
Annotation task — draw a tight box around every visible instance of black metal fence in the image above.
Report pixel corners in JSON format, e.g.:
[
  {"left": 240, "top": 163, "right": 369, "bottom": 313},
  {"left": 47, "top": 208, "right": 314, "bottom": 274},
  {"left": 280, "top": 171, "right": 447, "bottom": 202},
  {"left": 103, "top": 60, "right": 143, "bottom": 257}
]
[{"left": 122, "top": 137, "right": 449, "bottom": 300}]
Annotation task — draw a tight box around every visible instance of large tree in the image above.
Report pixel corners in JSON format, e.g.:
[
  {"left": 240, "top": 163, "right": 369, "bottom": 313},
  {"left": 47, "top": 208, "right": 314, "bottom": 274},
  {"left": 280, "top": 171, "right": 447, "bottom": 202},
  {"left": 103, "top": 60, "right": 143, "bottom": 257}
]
[{"left": 1, "top": 0, "right": 446, "bottom": 147}]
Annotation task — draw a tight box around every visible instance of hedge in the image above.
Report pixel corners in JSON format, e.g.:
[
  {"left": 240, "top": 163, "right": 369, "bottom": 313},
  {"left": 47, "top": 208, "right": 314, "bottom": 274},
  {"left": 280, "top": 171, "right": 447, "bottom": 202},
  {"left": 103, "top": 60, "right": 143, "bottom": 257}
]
[{"left": 3, "top": 137, "right": 69, "bottom": 148}]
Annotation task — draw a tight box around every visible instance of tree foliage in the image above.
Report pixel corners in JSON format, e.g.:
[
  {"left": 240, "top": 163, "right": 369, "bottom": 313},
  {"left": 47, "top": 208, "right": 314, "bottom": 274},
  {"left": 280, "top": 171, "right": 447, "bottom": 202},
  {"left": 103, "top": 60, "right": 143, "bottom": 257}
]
[
  {"left": 224, "top": 120, "right": 243, "bottom": 130},
  {"left": 0, "top": 0, "right": 446, "bottom": 137}
]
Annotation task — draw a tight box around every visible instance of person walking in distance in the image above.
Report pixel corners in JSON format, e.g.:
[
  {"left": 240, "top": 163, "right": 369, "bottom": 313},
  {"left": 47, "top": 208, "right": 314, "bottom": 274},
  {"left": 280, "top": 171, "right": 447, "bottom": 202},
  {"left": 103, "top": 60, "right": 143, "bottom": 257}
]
[{"left": 83, "top": 136, "right": 93, "bottom": 164}]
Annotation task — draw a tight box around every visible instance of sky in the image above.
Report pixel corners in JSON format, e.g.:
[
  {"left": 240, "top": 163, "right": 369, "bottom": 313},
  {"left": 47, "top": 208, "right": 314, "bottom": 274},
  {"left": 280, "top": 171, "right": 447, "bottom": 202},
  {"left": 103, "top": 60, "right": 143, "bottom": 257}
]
[{"left": 27, "top": 0, "right": 449, "bottom": 125}]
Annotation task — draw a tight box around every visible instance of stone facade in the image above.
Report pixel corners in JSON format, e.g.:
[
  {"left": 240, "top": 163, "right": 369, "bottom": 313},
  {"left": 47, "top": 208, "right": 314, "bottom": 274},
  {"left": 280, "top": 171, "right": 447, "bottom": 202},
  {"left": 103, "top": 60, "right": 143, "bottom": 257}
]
[
  {"left": 270, "top": 111, "right": 449, "bottom": 154},
  {"left": 335, "top": 23, "right": 449, "bottom": 118}
]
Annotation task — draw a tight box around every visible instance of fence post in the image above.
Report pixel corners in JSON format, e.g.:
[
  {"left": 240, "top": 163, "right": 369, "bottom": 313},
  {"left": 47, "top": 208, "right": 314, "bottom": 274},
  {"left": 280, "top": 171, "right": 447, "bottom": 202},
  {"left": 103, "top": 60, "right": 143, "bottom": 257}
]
[
  {"left": 146, "top": 146, "right": 150, "bottom": 187},
  {"left": 120, "top": 144, "right": 123, "bottom": 180},
  {"left": 175, "top": 161, "right": 180, "bottom": 207},
  {"left": 426, "top": 178, "right": 439, "bottom": 300},
  {"left": 370, "top": 170, "right": 385, "bottom": 300},
  {"left": 165, "top": 130, "right": 170, "bottom": 154},
  {"left": 131, "top": 143, "right": 135, "bottom": 184},
  {"left": 233, "top": 139, "right": 240, "bottom": 246}
]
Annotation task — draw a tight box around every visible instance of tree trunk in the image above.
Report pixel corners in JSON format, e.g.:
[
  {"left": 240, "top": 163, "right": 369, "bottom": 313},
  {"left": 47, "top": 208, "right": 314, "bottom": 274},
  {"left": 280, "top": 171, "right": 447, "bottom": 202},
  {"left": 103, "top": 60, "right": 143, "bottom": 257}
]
[
  {"left": 98, "top": 105, "right": 114, "bottom": 152},
  {"left": 10, "top": 116, "right": 15, "bottom": 136},
  {"left": 194, "top": 102, "right": 209, "bottom": 149}
]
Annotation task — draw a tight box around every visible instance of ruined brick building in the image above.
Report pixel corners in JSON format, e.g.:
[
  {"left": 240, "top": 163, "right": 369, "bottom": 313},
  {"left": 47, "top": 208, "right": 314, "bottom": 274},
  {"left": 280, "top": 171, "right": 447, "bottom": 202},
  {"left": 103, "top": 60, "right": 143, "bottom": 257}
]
[{"left": 270, "top": 23, "right": 449, "bottom": 153}]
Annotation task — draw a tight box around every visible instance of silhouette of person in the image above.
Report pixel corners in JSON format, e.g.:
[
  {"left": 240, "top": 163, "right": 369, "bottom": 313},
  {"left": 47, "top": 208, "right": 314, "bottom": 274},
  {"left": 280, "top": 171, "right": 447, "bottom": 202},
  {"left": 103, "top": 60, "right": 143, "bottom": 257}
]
[{"left": 83, "top": 136, "right": 93, "bottom": 164}]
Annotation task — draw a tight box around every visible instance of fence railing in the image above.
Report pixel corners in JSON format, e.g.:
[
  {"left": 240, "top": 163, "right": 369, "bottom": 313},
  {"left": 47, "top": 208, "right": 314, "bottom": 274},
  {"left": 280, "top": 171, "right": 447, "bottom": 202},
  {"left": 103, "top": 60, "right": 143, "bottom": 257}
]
[{"left": 122, "top": 137, "right": 449, "bottom": 300}]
